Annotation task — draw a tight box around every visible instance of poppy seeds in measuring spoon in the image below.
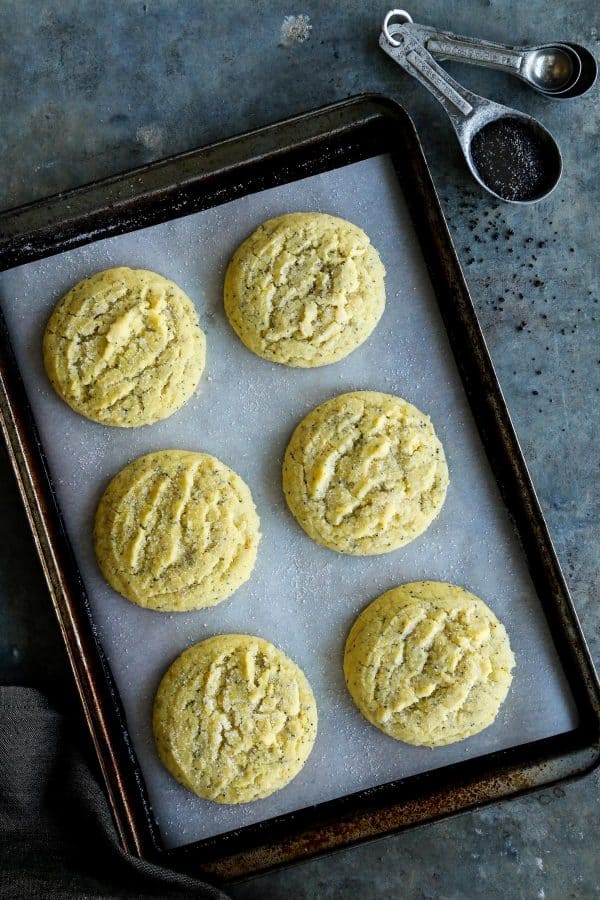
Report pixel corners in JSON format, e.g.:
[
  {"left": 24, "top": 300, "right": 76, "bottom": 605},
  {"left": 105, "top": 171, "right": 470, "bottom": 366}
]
[{"left": 469, "top": 116, "right": 563, "bottom": 203}]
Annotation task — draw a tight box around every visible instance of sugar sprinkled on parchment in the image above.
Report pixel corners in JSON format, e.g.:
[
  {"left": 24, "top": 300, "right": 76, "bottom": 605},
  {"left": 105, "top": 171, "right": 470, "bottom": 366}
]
[{"left": 279, "top": 14, "right": 312, "bottom": 46}]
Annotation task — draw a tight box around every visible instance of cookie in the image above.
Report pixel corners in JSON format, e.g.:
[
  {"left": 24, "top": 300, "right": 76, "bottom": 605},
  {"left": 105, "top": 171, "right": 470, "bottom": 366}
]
[
  {"left": 282, "top": 391, "right": 449, "bottom": 555},
  {"left": 224, "top": 213, "right": 385, "bottom": 367},
  {"left": 94, "top": 450, "right": 260, "bottom": 611},
  {"left": 43, "top": 267, "right": 205, "bottom": 427},
  {"left": 153, "top": 634, "right": 318, "bottom": 803},
  {"left": 344, "top": 582, "right": 515, "bottom": 747}
]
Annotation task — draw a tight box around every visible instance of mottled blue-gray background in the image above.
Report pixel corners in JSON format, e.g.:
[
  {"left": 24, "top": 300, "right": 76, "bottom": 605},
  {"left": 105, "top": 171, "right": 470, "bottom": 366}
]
[{"left": 0, "top": 1, "right": 597, "bottom": 897}]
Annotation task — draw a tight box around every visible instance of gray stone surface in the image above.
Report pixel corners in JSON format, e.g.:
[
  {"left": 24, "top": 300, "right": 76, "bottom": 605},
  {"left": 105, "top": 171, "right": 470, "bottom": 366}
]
[{"left": 0, "top": 1, "right": 597, "bottom": 897}]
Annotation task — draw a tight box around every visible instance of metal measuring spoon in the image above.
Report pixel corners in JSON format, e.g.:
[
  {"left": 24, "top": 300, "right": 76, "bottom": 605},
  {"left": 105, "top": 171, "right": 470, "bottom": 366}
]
[
  {"left": 532, "top": 43, "right": 598, "bottom": 99},
  {"left": 380, "top": 11, "right": 563, "bottom": 203},
  {"left": 416, "top": 30, "right": 595, "bottom": 98},
  {"left": 428, "top": 36, "right": 591, "bottom": 98},
  {"left": 382, "top": 11, "right": 597, "bottom": 99}
]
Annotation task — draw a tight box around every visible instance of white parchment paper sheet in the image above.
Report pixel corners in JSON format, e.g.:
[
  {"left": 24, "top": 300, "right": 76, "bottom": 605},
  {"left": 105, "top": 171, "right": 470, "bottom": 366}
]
[{"left": 0, "top": 155, "right": 577, "bottom": 849}]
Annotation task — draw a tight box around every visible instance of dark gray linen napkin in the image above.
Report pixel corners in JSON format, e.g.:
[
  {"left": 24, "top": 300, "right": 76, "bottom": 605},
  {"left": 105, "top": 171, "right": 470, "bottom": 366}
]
[{"left": 0, "top": 686, "right": 230, "bottom": 900}]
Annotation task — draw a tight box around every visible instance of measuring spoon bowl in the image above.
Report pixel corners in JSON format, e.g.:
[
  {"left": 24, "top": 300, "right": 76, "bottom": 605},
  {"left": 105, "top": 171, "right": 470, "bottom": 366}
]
[
  {"left": 464, "top": 110, "right": 562, "bottom": 203},
  {"left": 522, "top": 44, "right": 580, "bottom": 95},
  {"left": 539, "top": 42, "right": 598, "bottom": 98}
]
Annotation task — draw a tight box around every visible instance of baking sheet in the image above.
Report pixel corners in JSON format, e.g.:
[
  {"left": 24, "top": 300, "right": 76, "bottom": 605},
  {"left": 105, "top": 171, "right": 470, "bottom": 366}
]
[{"left": 0, "top": 155, "right": 578, "bottom": 849}]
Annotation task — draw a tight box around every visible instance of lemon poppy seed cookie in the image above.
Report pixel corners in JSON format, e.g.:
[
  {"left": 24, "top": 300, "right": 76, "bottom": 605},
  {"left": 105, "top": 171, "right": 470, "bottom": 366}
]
[
  {"left": 94, "top": 450, "right": 260, "bottom": 611},
  {"left": 224, "top": 213, "right": 385, "bottom": 367},
  {"left": 282, "top": 391, "right": 449, "bottom": 555},
  {"left": 344, "top": 582, "right": 515, "bottom": 747},
  {"left": 43, "top": 267, "right": 205, "bottom": 427},
  {"left": 153, "top": 634, "right": 318, "bottom": 803}
]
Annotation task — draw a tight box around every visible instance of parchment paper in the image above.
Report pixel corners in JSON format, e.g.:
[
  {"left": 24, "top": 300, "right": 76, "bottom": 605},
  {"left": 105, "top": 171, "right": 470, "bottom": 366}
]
[{"left": 0, "top": 155, "right": 578, "bottom": 849}]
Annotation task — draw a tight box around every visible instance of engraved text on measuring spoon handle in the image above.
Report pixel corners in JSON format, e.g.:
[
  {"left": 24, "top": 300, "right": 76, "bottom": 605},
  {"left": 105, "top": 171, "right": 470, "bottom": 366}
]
[
  {"left": 426, "top": 35, "right": 523, "bottom": 72},
  {"left": 405, "top": 49, "right": 474, "bottom": 115}
]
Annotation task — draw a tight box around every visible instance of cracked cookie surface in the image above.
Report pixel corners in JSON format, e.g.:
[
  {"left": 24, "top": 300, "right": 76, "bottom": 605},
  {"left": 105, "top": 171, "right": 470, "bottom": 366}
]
[
  {"left": 94, "top": 450, "right": 260, "bottom": 611},
  {"left": 282, "top": 391, "right": 449, "bottom": 555},
  {"left": 153, "top": 634, "right": 318, "bottom": 803},
  {"left": 43, "top": 267, "right": 206, "bottom": 426},
  {"left": 224, "top": 213, "right": 385, "bottom": 367},
  {"left": 344, "top": 582, "right": 515, "bottom": 747}
]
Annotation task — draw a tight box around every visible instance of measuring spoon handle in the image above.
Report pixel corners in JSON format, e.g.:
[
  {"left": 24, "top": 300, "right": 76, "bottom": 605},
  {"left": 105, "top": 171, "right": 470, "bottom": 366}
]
[
  {"left": 424, "top": 29, "right": 523, "bottom": 73},
  {"left": 379, "top": 29, "right": 486, "bottom": 128}
]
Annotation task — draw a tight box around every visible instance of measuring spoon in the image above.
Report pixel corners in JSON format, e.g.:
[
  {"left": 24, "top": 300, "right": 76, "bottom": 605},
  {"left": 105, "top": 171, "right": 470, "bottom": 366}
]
[
  {"left": 399, "top": 19, "right": 597, "bottom": 99},
  {"left": 380, "top": 12, "right": 562, "bottom": 203}
]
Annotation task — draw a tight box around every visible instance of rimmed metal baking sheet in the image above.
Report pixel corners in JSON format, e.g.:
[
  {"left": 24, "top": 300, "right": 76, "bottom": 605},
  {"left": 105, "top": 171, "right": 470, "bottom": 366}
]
[{"left": 0, "top": 96, "right": 597, "bottom": 879}]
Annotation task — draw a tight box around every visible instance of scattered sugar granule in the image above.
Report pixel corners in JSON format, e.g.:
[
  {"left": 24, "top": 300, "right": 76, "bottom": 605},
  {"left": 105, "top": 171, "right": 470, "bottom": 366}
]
[{"left": 280, "top": 14, "right": 312, "bottom": 47}]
